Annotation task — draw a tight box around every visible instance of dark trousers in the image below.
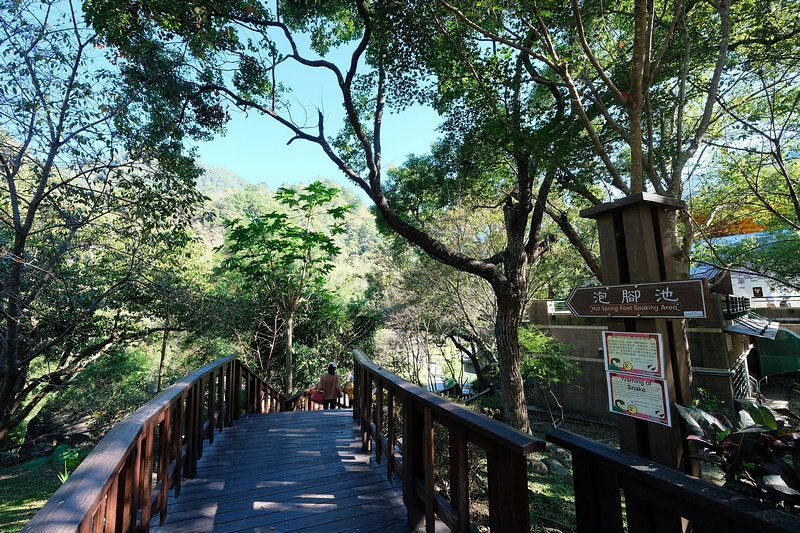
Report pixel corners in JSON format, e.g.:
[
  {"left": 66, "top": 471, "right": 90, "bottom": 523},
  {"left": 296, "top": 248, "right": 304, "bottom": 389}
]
[{"left": 323, "top": 399, "right": 337, "bottom": 409}]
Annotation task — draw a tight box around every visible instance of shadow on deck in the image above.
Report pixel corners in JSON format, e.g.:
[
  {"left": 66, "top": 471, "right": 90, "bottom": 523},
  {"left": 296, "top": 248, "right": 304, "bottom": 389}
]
[{"left": 151, "top": 410, "right": 428, "bottom": 533}]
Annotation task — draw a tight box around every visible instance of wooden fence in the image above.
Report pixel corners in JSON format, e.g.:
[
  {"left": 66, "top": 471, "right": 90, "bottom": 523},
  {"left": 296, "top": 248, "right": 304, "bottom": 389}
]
[
  {"left": 22, "top": 354, "right": 282, "bottom": 533},
  {"left": 547, "top": 428, "right": 800, "bottom": 533},
  {"left": 352, "top": 349, "right": 545, "bottom": 533}
]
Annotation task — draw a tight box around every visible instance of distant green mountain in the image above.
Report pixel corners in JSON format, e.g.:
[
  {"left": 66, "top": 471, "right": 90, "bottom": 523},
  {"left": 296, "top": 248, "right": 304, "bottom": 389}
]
[{"left": 195, "top": 161, "right": 249, "bottom": 194}]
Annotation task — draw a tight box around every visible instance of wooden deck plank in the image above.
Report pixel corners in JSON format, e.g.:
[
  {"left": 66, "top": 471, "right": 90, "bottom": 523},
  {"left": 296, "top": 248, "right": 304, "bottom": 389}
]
[{"left": 150, "top": 410, "right": 417, "bottom": 533}]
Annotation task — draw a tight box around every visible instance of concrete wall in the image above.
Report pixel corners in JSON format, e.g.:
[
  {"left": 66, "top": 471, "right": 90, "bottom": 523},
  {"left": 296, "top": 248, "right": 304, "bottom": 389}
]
[{"left": 527, "top": 301, "right": 610, "bottom": 417}]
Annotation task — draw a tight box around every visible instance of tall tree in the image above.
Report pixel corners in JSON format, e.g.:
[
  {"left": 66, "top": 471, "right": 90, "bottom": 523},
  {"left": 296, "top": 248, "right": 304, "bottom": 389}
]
[
  {"left": 689, "top": 40, "right": 800, "bottom": 288},
  {"left": 220, "top": 181, "right": 350, "bottom": 393},
  {"left": 83, "top": 0, "right": 800, "bottom": 432},
  {"left": 0, "top": 0, "right": 207, "bottom": 441}
]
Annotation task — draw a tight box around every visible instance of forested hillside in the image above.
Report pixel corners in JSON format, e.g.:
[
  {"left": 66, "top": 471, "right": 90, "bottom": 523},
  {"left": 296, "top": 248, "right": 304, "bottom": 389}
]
[{"left": 195, "top": 161, "right": 249, "bottom": 194}]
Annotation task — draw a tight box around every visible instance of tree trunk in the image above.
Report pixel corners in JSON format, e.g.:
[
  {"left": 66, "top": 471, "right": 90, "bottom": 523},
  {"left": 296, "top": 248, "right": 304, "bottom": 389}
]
[
  {"left": 0, "top": 241, "right": 25, "bottom": 441},
  {"left": 495, "top": 290, "right": 531, "bottom": 434},
  {"left": 285, "top": 311, "right": 294, "bottom": 394},
  {"left": 157, "top": 312, "right": 170, "bottom": 393}
]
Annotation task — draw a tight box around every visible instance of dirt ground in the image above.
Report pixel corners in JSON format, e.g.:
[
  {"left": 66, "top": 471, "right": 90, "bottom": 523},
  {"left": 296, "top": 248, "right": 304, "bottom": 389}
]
[{"left": 529, "top": 413, "right": 619, "bottom": 448}]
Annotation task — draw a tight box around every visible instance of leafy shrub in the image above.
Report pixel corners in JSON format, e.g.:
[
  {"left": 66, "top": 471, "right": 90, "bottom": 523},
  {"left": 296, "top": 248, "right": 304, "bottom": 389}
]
[
  {"left": 519, "top": 327, "right": 580, "bottom": 426},
  {"left": 676, "top": 400, "right": 800, "bottom": 512},
  {"left": 53, "top": 347, "right": 156, "bottom": 435},
  {"left": 23, "top": 444, "right": 80, "bottom": 483}
]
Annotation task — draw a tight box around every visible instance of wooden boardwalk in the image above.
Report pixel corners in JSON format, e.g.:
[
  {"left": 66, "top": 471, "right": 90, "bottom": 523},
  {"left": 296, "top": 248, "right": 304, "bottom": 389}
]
[{"left": 151, "top": 409, "right": 418, "bottom": 533}]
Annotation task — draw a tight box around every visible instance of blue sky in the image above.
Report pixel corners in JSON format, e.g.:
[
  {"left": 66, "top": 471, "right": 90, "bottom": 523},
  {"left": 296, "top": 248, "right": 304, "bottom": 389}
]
[
  {"left": 187, "top": 27, "right": 445, "bottom": 192},
  {"left": 191, "top": 95, "right": 443, "bottom": 191}
]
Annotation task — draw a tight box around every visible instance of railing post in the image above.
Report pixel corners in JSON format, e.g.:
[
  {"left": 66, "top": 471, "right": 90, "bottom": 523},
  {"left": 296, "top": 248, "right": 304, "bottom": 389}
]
[
  {"left": 172, "top": 396, "right": 183, "bottom": 498},
  {"left": 158, "top": 410, "right": 170, "bottom": 526},
  {"left": 360, "top": 364, "right": 373, "bottom": 452},
  {"left": 352, "top": 360, "right": 361, "bottom": 421},
  {"left": 569, "top": 452, "right": 624, "bottom": 533},
  {"left": 387, "top": 388, "right": 395, "bottom": 483},
  {"left": 423, "top": 406, "right": 435, "bottom": 533},
  {"left": 120, "top": 442, "right": 137, "bottom": 532},
  {"left": 375, "top": 380, "right": 383, "bottom": 465},
  {"left": 449, "top": 424, "right": 469, "bottom": 533},
  {"left": 140, "top": 422, "right": 155, "bottom": 529},
  {"left": 233, "top": 362, "right": 242, "bottom": 419},
  {"left": 402, "top": 400, "right": 425, "bottom": 529},
  {"left": 208, "top": 370, "right": 216, "bottom": 444},
  {"left": 184, "top": 387, "right": 195, "bottom": 479},
  {"left": 197, "top": 379, "right": 206, "bottom": 460},
  {"left": 487, "top": 447, "right": 530, "bottom": 532},
  {"left": 216, "top": 366, "right": 225, "bottom": 432}
]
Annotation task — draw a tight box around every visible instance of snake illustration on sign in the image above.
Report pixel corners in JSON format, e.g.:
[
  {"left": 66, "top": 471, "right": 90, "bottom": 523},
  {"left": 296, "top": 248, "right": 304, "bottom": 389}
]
[
  {"left": 607, "top": 372, "right": 671, "bottom": 427},
  {"left": 604, "top": 331, "right": 664, "bottom": 379}
]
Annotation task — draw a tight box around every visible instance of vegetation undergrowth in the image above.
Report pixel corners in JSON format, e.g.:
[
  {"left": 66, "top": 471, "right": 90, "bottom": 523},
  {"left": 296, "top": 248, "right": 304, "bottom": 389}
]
[
  {"left": 0, "top": 449, "right": 91, "bottom": 533},
  {"left": 529, "top": 470, "right": 576, "bottom": 533}
]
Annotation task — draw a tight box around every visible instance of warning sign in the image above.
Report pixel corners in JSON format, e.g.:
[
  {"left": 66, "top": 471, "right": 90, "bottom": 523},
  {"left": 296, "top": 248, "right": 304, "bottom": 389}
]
[{"left": 607, "top": 372, "right": 671, "bottom": 427}]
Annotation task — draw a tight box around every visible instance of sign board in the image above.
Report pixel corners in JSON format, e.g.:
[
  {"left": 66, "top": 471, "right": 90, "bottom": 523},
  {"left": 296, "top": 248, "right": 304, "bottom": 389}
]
[
  {"left": 565, "top": 279, "right": 708, "bottom": 319},
  {"left": 603, "top": 331, "right": 664, "bottom": 379},
  {"left": 607, "top": 372, "right": 671, "bottom": 427}
]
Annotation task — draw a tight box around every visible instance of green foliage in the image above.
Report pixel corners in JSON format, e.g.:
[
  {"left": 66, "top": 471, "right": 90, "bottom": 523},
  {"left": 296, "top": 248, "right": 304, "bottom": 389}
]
[
  {"left": 219, "top": 181, "right": 352, "bottom": 393},
  {"left": 519, "top": 328, "right": 580, "bottom": 387},
  {"left": 0, "top": 457, "right": 64, "bottom": 531},
  {"left": 468, "top": 393, "right": 505, "bottom": 422},
  {"left": 221, "top": 181, "right": 348, "bottom": 296},
  {"left": 676, "top": 401, "right": 800, "bottom": 512},
  {"left": 519, "top": 326, "right": 580, "bottom": 426},
  {"left": 52, "top": 347, "right": 157, "bottom": 435},
  {"left": 693, "top": 387, "right": 726, "bottom": 414},
  {"left": 692, "top": 228, "right": 800, "bottom": 292},
  {"left": 23, "top": 445, "right": 80, "bottom": 484},
  {"left": 0, "top": 0, "right": 209, "bottom": 441},
  {"left": 528, "top": 469, "right": 576, "bottom": 533}
]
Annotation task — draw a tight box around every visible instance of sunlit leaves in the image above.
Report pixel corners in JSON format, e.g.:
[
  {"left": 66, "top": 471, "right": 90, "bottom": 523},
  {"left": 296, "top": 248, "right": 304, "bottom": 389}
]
[{"left": 0, "top": 0, "right": 208, "bottom": 440}]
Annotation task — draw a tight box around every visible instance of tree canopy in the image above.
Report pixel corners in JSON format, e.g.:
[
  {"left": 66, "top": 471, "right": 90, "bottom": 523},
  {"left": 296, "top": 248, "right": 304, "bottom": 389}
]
[
  {"left": 0, "top": 0, "right": 210, "bottom": 440},
  {"left": 219, "top": 181, "right": 350, "bottom": 393},
  {"left": 81, "top": 0, "right": 800, "bottom": 432}
]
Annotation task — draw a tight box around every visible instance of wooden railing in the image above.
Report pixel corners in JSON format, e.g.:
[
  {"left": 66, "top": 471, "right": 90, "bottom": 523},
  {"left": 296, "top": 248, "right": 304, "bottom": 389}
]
[
  {"left": 352, "top": 349, "right": 544, "bottom": 533},
  {"left": 547, "top": 428, "right": 800, "bottom": 533},
  {"left": 23, "top": 354, "right": 282, "bottom": 533},
  {"left": 286, "top": 387, "right": 354, "bottom": 411}
]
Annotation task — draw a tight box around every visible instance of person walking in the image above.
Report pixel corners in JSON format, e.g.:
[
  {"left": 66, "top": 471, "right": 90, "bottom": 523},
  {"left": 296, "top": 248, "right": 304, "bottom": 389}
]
[{"left": 316, "top": 362, "right": 343, "bottom": 409}]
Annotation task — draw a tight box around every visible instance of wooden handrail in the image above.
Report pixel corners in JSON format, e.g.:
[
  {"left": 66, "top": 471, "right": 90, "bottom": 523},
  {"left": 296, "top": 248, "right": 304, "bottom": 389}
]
[
  {"left": 23, "top": 355, "right": 283, "bottom": 533},
  {"left": 547, "top": 428, "right": 800, "bottom": 533},
  {"left": 352, "top": 349, "right": 544, "bottom": 533},
  {"left": 285, "top": 387, "right": 353, "bottom": 411}
]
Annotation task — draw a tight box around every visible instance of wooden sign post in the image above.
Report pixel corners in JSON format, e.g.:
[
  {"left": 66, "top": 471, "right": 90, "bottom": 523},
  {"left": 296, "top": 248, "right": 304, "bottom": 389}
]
[{"left": 579, "top": 193, "right": 701, "bottom": 530}]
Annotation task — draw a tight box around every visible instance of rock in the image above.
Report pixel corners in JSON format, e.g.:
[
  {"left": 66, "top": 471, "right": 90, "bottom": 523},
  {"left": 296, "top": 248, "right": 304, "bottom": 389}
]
[
  {"left": 531, "top": 422, "right": 551, "bottom": 433},
  {"left": 0, "top": 451, "right": 18, "bottom": 466},
  {"left": 546, "top": 443, "right": 572, "bottom": 463},
  {"left": 527, "top": 457, "right": 549, "bottom": 475},
  {"left": 542, "top": 457, "right": 571, "bottom": 477}
]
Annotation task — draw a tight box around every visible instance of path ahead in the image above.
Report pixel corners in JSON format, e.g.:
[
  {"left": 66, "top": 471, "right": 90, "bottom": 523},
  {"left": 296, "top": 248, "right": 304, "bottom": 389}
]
[{"left": 151, "top": 409, "right": 415, "bottom": 532}]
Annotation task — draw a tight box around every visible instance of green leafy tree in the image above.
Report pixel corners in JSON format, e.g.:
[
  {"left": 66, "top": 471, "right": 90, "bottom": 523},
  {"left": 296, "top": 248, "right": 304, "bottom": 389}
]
[
  {"left": 519, "top": 327, "right": 580, "bottom": 427},
  {"left": 0, "top": 0, "right": 208, "bottom": 442},
  {"left": 220, "top": 181, "right": 350, "bottom": 393},
  {"left": 83, "top": 0, "right": 800, "bottom": 433},
  {"left": 689, "top": 54, "right": 800, "bottom": 289}
]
